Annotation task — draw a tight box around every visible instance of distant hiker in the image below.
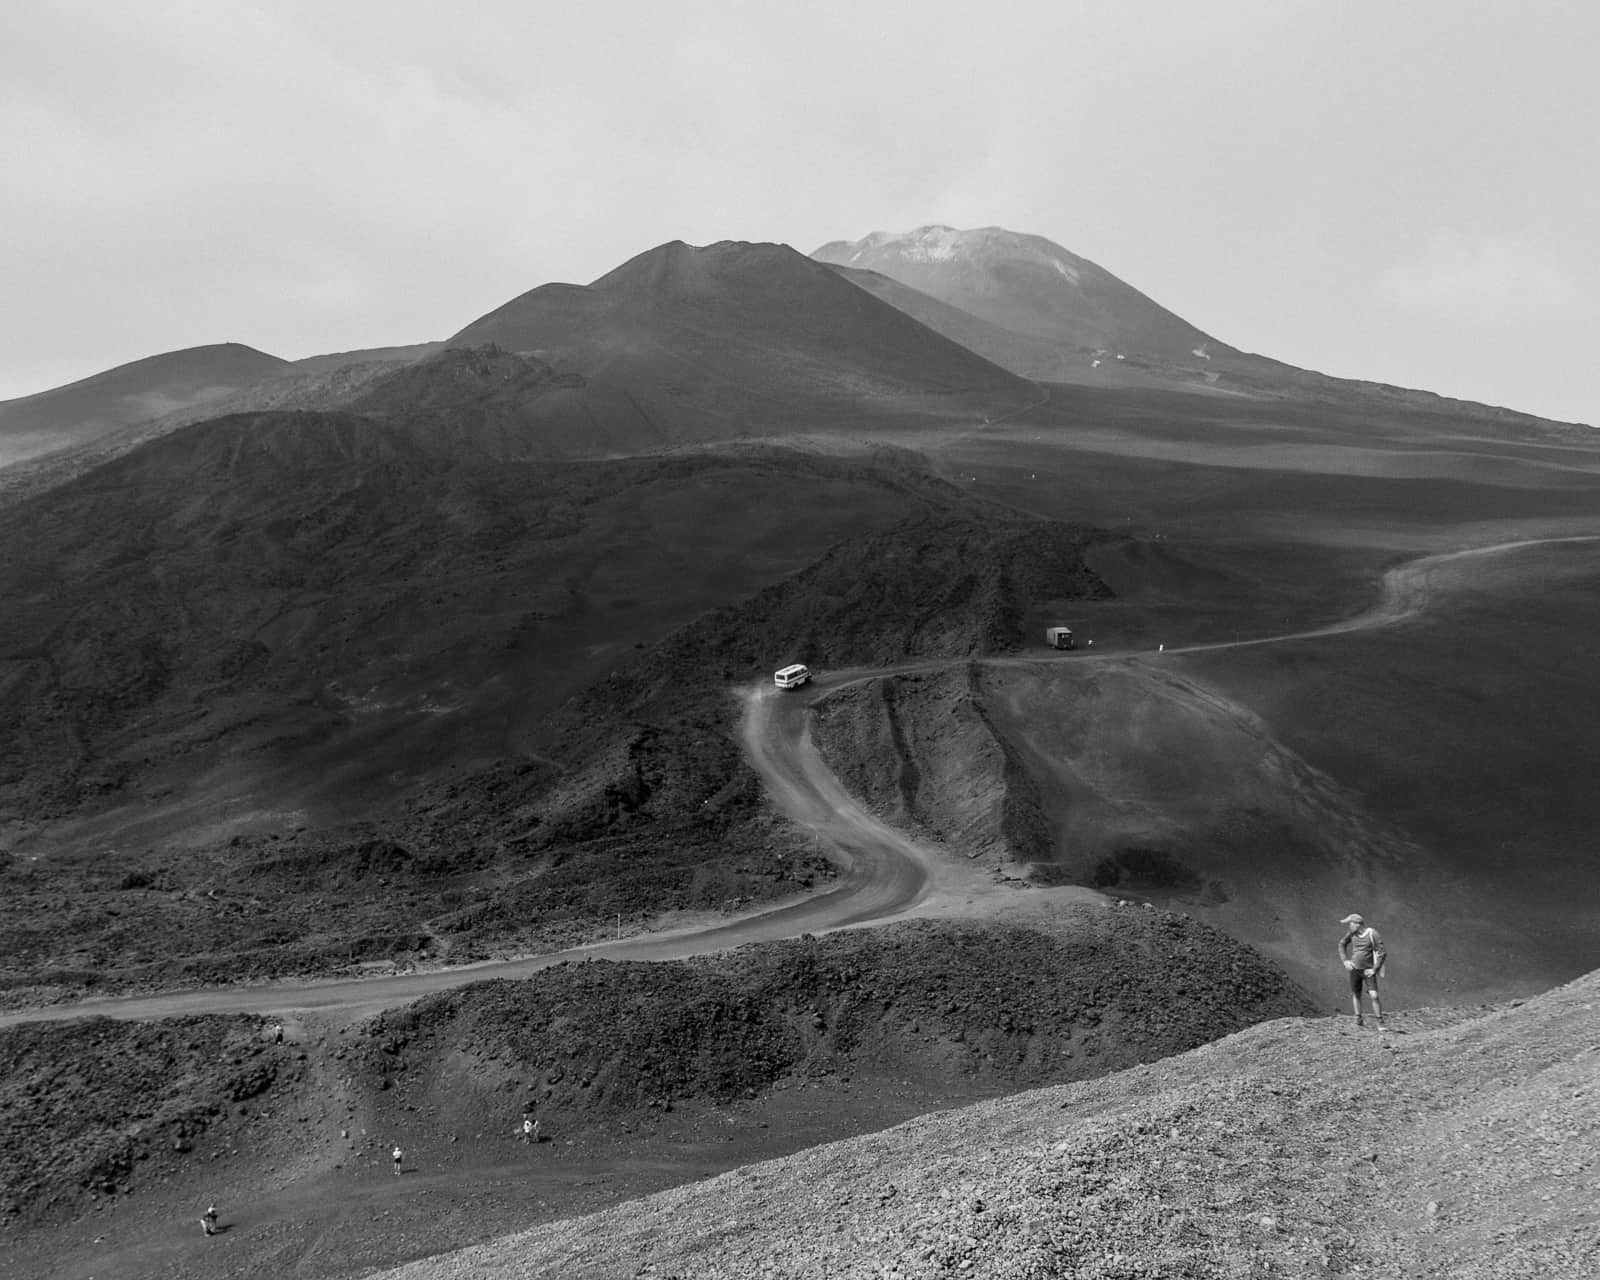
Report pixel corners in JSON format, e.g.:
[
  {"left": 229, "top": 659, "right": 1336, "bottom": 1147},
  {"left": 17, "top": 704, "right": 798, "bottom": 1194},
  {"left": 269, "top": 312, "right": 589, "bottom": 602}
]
[
  {"left": 1158, "top": 643, "right": 1164, "bottom": 653},
  {"left": 273, "top": 1023, "right": 284, "bottom": 1044},
  {"left": 1339, "top": 913, "right": 1387, "bottom": 1029},
  {"left": 521, "top": 1117, "right": 535, "bottom": 1144},
  {"left": 392, "top": 1145, "right": 404, "bottom": 1176},
  {"left": 201, "top": 1203, "right": 219, "bottom": 1236}
]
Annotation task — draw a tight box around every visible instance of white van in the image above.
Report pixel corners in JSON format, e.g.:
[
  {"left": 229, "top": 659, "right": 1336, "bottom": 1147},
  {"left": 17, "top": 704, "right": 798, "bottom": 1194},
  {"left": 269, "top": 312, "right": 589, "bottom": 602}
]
[{"left": 773, "top": 663, "right": 811, "bottom": 690}]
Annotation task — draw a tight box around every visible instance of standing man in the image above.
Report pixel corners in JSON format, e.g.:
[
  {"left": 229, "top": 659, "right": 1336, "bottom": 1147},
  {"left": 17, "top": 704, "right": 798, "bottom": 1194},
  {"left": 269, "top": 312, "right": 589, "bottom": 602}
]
[
  {"left": 201, "top": 1203, "right": 219, "bottom": 1236},
  {"left": 1339, "top": 912, "right": 1387, "bottom": 1029},
  {"left": 391, "top": 1145, "right": 404, "bottom": 1176},
  {"left": 521, "top": 1116, "right": 534, "bottom": 1144}
]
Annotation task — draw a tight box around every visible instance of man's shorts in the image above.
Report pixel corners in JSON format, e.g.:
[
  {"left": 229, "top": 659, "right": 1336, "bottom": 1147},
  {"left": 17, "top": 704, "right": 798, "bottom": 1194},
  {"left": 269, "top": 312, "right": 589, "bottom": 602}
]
[{"left": 1348, "top": 967, "right": 1378, "bottom": 994}]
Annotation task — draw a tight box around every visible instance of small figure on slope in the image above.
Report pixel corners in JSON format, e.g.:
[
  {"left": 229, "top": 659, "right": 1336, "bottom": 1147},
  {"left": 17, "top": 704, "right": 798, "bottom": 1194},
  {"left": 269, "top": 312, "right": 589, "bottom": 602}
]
[{"left": 1339, "top": 912, "right": 1387, "bottom": 1030}]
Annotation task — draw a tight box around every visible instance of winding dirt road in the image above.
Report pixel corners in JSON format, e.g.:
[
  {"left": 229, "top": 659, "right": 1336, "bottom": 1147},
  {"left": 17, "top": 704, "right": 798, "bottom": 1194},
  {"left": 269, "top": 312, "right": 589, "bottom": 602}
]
[
  {"left": 4, "top": 533, "right": 1595, "bottom": 1030},
  {"left": 1167, "top": 533, "right": 1600, "bottom": 657},
  {"left": 0, "top": 703, "right": 980, "bottom": 1029}
]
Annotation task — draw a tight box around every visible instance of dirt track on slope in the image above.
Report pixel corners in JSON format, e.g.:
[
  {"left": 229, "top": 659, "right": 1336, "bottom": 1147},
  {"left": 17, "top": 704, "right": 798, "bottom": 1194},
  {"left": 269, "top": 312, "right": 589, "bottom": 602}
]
[
  {"left": 1168, "top": 534, "right": 1600, "bottom": 656},
  {"left": 3, "top": 534, "right": 1592, "bottom": 1032},
  {"left": 0, "top": 694, "right": 994, "bottom": 1030}
]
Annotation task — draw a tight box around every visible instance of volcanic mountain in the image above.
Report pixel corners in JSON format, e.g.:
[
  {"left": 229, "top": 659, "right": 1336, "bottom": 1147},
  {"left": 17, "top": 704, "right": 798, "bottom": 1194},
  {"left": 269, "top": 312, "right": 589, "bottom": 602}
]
[
  {"left": 819, "top": 261, "right": 1148, "bottom": 389},
  {"left": 814, "top": 226, "right": 1590, "bottom": 432},
  {"left": 812, "top": 225, "right": 1244, "bottom": 382},
  {"left": 0, "top": 342, "right": 293, "bottom": 466},
  {"left": 446, "top": 238, "right": 1038, "bottom": 436},
  {"left": 4, "top": 221, "right": 1600, "bottom": 1280}
]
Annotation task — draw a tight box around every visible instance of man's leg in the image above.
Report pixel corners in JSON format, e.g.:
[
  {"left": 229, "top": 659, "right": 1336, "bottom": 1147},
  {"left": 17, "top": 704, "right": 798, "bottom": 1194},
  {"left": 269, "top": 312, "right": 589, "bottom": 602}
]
[
  {"left": 1349, "top": 971, "right": 1365, "bottom": 1023},
  {"left": 1368, "top": 977, "right": 1385, "bottom": 1025}
]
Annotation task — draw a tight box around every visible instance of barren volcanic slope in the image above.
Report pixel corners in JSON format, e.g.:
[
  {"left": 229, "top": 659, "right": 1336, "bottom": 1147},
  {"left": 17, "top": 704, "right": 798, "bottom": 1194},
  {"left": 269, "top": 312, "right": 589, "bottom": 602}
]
[
  {"left": 0, "top": 354, "right": 433, "bottom": 510},
  {"left": 342, "top": 344, "right": 666, "bottom": 458},
  {"left": 373, "top": 966, "right": 1600, "bottom": 1280},
  {"left": 0, "top": 235, "right": 1049, "bottom": 502},
  {"left": 817, "top": 226, "right": 1595, "bottom": 432},
  {"left": 820, "top": 261, "right": 1167, "bottom": 392},
  {"left": 0, "top": 407, "right": 1113, "bottom": 1001},
  {"left": 447, "top": 239, "right": 1039, "bottom": 439},
  {"left": 0, "top": 343, "right": 293, "bottom": 467},
  {"left": 904, "top": 377, "right": 1600, "bottom": 997},
  {"left": 291, "top": 341, "right": 444, "bottom": 376},
  {"left": 813, "top": 225, "right": 1248, "bottom": 387},
  {"left": 0, "top": 905, "right": 1317, "bottom": 1280},
  {"left": 4, "top": 222, "right": 1600, "bottom": 1280}
]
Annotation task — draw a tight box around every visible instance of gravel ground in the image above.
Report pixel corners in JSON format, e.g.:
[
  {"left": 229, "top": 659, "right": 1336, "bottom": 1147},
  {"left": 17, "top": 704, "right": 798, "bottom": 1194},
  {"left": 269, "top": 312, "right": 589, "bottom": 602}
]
[{"left": 369, "top": 968, "right": 1598, "bottom": 1280}]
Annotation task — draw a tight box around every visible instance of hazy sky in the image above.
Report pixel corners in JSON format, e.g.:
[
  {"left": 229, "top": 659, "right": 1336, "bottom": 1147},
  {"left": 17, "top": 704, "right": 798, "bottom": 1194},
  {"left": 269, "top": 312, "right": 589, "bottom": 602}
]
[{"left": 4, "top": 1, "right": 1597, "bottom": 425}]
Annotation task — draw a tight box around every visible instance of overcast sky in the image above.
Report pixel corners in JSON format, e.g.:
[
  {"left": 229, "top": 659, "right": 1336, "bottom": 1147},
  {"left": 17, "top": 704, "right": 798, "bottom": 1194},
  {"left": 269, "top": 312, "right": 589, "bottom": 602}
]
[{"left": 3, "top": 1, "right": 1596, "bottom": 425}]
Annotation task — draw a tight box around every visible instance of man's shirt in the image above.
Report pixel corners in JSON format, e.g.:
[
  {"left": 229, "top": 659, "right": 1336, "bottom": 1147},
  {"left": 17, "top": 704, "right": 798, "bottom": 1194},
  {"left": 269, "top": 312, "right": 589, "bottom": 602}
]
[{"left": 1343, "top": 927, "right": 1385, "bottom": 972}]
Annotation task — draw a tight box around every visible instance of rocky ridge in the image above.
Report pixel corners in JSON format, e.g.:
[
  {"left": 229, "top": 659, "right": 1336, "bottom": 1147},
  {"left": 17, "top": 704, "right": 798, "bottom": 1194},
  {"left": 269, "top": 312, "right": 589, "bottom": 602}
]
[
  {"left": 813, "top": 665, "right": 1053, "bottom": 871},
  {"left": 0, "top": 905, "right": 1312, "bottom": 1242}
]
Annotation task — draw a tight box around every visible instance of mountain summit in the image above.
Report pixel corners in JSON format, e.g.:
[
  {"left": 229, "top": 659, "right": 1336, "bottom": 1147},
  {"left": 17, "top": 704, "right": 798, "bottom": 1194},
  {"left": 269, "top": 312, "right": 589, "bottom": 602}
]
[
  {"left": 0, "top": 342, "right": 292, "bottom": 467},
  {"left": 813, "top": 225, "right": 1240, "bottom": 383},
  {"left": 447, "top": 239, "right": 1035, "bottom": 437}
]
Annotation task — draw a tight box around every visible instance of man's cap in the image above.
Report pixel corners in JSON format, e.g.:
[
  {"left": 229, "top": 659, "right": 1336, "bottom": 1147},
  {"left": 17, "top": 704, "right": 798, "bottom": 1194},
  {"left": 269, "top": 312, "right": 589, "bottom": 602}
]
[{"left": 1340, "top": 913, "right": 1365, "bottom": 925}]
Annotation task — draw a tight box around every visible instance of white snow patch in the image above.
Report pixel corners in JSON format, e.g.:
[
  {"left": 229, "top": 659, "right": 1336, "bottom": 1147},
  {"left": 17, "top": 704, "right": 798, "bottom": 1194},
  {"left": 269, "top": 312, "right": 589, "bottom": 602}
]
[
  {"left": 1053, "top": 258, "right": 1081, "bottom": 283},
  {"left": 1091, "top": 359, "right": 1101, "bottom": 368},
  {"left": 1191, "top": 345, "right": 1211, "bottom": 360}
]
